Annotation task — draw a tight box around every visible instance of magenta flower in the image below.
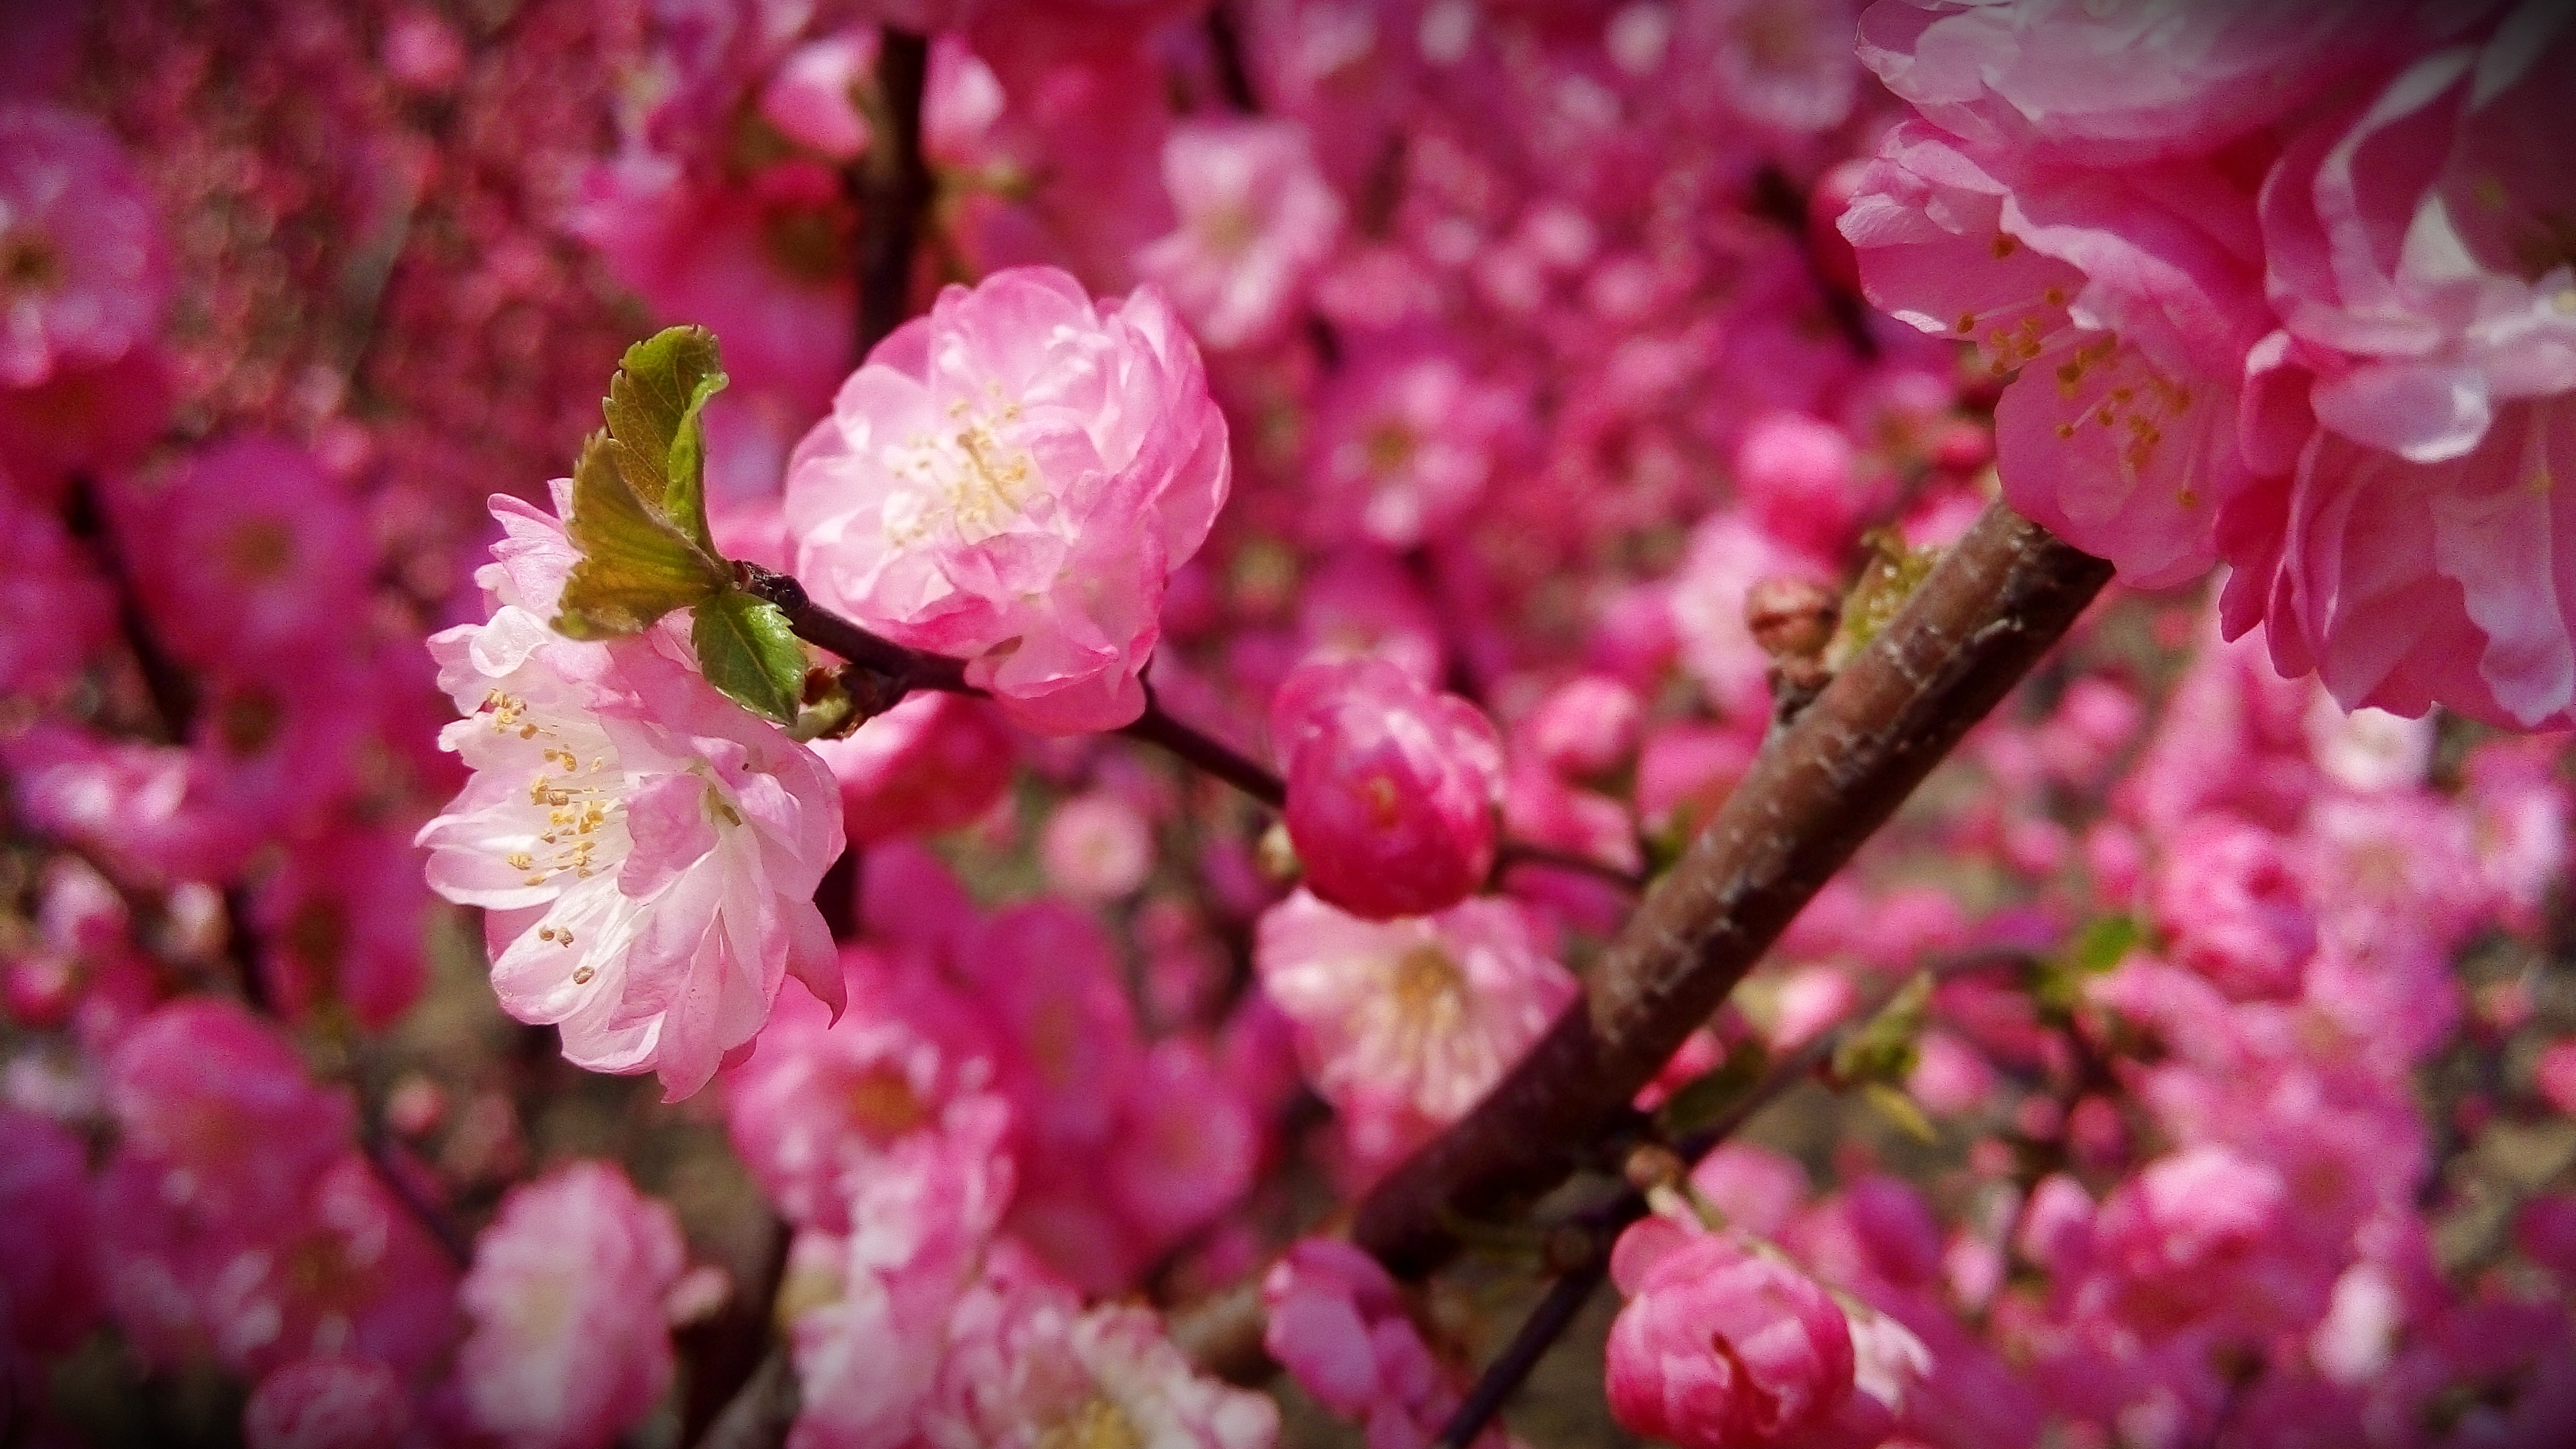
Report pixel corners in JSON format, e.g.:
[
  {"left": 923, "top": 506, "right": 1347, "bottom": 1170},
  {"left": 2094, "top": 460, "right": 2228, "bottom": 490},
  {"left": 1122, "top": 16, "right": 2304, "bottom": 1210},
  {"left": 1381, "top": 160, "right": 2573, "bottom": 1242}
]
[
  {"left": 0, "top": 103, "right": 169, "bottom": 387},
  {"left": 1255, "top": 890, "right": 1575, "bottom": 1173},
  {"left": 417, "top": 493, "right": 845, "bottom": 1101},
  {"left": 459, "top": 1162, "right": 688, "bottom": 1449},
  {"left": 1604, "top": 1229, "right": 1858, "bottom": 1449},
  {"left": 1261, "top": 1237, "right": 1498, "bottom": 1448},
  {"left": 785, "top": 266, "right": 1231, "bottom": 734},
  {"left": 1271, "top": 657, "right": 1506, "bottom": 922}
]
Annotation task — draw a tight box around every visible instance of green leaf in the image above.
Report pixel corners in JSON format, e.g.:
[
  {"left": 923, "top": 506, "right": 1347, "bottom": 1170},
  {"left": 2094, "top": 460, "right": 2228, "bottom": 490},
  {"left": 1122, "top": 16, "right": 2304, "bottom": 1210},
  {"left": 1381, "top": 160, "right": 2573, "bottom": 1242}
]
[
  {"left": 692, "top": 591, "right": 810, "bottom": 725},
  {"left": 2029, "top": 914, "right": 2140, "bottom": 1019},
  {"left": 602, "top": 326, "right": 728, "bottom": 550},
  {"left": 1826, "top": 529, "right": 1944, "bottom": 670},
  {"left": 554, "top": 432, "right": 730, "bottom": 639},
  {"left": 1863, "top": 1081, "right": 1938, "bottom": 1143},
  {"left": 1656, "top": 1039, "right": 1772, "bottom": 1141},
  {"left": 1832, "top": 970, "right": 1933, "bottom": 1087}
]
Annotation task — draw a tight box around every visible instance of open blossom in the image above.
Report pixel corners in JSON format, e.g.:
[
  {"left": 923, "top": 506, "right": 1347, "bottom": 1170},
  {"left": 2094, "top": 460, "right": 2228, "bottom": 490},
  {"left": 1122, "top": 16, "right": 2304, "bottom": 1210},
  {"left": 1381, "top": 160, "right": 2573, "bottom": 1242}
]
[
  {"left": 1137, "top": 118, "right": 1344, "bottom": 351},
  {"left": 1262, "top": 1237, "right": 1496, "bottom": 1449},
  {"left": 1307, "top": 338, "right": 1520, "bottom": 549},
  {"left": 107, "top": 436, "right": 372, "bottom": 664},
  {"left": 459, "top": 1162, "right": 688, "bottom": 1449},
  {"left": 1256, "top": 890, "right": 1575, "bottom": 1170},
  {"left": 1272, "top": 657, "right": 1505, "bottom": 921},
  {"left": 244, "top": 1356, "right": 412, "bottom": 1449},
  {"left": 1605, "top": 1226, "right": 1857, "bottom": 1449},
  {"left": 723, "top": 947, "right": 1013, "bottom": 1232},
  {"left": 2148, "top": 815, "right": 2317, "bottom": 1001},
  {"left": 417, "top": 490, "right": 844, "bottom": 1101},
  {"left": 2228, "top": 6, "right": 2576, "bottom": 729},
  {"left": 785, "top": 266, "right": 1231, "bottom": 734},
  {"left": 929, "top": 1254, "right": 1277, "bottom": 1449},
  {"left": 0, "top": 103, "right": 171, "bottom": 387}
]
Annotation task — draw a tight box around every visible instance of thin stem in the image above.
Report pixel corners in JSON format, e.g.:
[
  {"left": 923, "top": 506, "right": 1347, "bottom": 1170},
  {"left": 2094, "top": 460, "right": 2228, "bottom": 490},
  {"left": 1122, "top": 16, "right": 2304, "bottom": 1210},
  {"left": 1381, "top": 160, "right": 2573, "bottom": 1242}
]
[
  {"left": 1750, "top": 164, "right": 1877, "bottom": 362},
  {"left": 855, "top": 28, "right": 933, "bottom": 362},
  {"left": 1353, "top": 502, "right": 2111, "bottom": 1277},
  {"left": 1492, "top": 841, "right": 1642, "bottom": 893},
  {"left": 1205, "top": 1, "right": 1260, "bottom": 113},
  {"left": 1430, "top": 960, "right": 2009, "bottom": 1447},
  {"left": 1123, "top": 677, "right": 1285, "bottom": 809}
]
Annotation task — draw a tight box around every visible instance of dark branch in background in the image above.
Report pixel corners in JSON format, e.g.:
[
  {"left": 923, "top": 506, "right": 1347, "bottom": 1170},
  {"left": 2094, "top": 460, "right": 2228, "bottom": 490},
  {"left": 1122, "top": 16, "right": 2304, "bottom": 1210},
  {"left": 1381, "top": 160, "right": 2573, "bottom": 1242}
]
[
  {"left": 1353, "top": 502, "right": 2111, "bottom": 1277},
  {"left": 1428, "top": 958, "right": 2018, "bottom": 1449},
  {"left": 1750, "top": 164, "right": 1877, "bottom": 362},
  {"left": 855, "top": 29, "right": 933, "bottom": 361},
  {"left": 60, "top": 474, "right": 197, "bottom": 741},
  {"left": 1205, "top": 1, "right": 1261, "bottom": 113}
]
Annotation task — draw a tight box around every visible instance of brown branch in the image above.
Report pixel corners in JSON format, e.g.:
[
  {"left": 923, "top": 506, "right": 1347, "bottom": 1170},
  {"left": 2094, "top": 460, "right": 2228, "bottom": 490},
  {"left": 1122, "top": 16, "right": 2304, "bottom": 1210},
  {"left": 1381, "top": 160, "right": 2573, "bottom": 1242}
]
[
  {"left": 1750, "top": 164, "right": 1877, "bottom": 362},
  {"left": 855, "top": 28, "right": 933, "bottom": 363},
  {"left": 1352, "top": 501, "right": 2110, "bottom": 1276}
]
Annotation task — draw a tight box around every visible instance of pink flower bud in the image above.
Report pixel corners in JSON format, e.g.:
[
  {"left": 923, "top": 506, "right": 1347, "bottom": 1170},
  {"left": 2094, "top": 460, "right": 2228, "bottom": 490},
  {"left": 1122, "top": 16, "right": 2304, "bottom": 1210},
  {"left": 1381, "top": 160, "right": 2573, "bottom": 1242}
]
[
  {"left": 1271, "top": 657, "right": 1505, "bottom": 921},
  {"left": 1605, "top": 1232, "right": 1857, "bottom": 1448}
]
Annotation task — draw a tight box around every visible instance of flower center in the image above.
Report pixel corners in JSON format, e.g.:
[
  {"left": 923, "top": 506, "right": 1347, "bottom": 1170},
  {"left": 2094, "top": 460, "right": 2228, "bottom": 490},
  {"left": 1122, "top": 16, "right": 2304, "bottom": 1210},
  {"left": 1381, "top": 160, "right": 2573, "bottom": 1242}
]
[
  {"left": 485, "top": 697, "right": 623, "bottom": 889},
  {"left": 882, "top": 394, "right": 1038, "bottom": 548},
  {"left": 0, "top": 226, "right": 63, "bottom": 299},
  {"left": 844, "top": 1063, "right": 931, "bottom": 1143},
  {"left": 1390, "top": 943, "right": 1469, "bottom": 1030},
  {"left": 1037, "top": 1397, "right": 1144, "bottom": 1449}
]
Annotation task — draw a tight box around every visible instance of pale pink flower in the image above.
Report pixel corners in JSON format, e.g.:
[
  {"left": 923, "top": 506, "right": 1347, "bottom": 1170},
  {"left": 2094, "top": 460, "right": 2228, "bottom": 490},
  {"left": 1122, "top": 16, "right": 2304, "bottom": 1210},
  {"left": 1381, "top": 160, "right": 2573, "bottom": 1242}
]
[
  {"left": 2080, "top": 1146, "right": 2316, "bottom": 1338},
  {"left": 1307, "top": 338, "right": 1519, "bottom": 549},
  {"left": 1604, "top": 1228, "right": 1857, "bottom": 1449},
  {"left": 103, "top": 1000, "right": 354, "bottom": 1219},
  {"left": 2224, "top": 7, "right": 2576, "bottom": 729},
  {"left": 1855, "top": 0, "right": 2409, "bottom": 166},
  {"left": 783, "top": 1146, "right": 1014, "bottom": 1449},
  {"left": 1681, "top": 0, "right": 1863, "bottom": 135},
  {"left": 1667, "top": 509, "right": 1832, "bottom": 721},
  {"left": 1839, "top": 124, "right": 2271, "bottom": 588},
  {"left": 244, "top": 1356, "right": 411, "bottom": 1449},
  {"left": 723, "top": 948, "right": 1013, "bottom": 1232},
  {"left": 1040, "top": 790, "right": 1158, "bottom": 902},
  {"left": 809, "top": 691, "right": 1018, "bottom": 845},
  {"left": 2148, "top": 816, "right": 2317, "bottom": 1001},
  {"left": 1104, "top": 1037, "right": 1260, "bottom": 1246},
  {"left": 961, "top": 900, "right": 1141, "bottom": 1156},
  {"left": 0, "top": 103, "right": 169, "bottom": 387},
  {"left": 1734, "top": 411, "right": 1882, "bottom": 560},
  {"left": 785, "top": 266, "right": 1230, "bottom": 734},
  {"left": 459, "top": 1162, "right": 688, "bottom": 1449},
  {"left": 1271, "top": 658, "right": 1506, "bottom": 922},
  {"left": 1261, "top": 1237, "right": 1496, "bottom": 1449},
  {"left": 1294, "top": 549, "right": 1447, "bottom": 687},
  {"left": 927, "top": 1254, "right": 1278, "bottom": 1449},
  {"left": 1255, "top": 890, "right": 1575, "bottom": 1170},
  {"left": 1137, "top": 118, "right": 1344, "bottom": 351},
  {"left": 417, "top": 493, "right": 845, "bottom": 1101},
  {"left": 1521, "top": 675, "right": 1643, "bottom": 780},
  {"left": 762, "top": 31, "right": 877, "bottom": 163}
]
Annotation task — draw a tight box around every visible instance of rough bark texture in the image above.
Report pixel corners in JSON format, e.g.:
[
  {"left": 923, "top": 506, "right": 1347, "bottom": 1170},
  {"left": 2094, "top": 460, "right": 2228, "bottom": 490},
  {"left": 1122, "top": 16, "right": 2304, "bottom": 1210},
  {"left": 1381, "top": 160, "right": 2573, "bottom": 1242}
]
[{"left": 1352, "top": 500, "right": 2111, "bottom": 1276}]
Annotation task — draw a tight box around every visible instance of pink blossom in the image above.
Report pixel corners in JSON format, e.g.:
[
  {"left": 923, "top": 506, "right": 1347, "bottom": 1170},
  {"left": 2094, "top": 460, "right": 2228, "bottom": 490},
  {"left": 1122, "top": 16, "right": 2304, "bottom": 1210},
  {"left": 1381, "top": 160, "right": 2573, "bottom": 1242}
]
[
  {"left": 0, "top": 488, "right": 111, "bottom": 704},
  {"left": 1683, "top": 0, "right": 1863, "bottom": 135},
  {"left": 106, "top": 437, "right": 373, "bottom": 665},
  {"left": 1104, "top": 1037, "right": 1260, "bottom": 1247},
  {"left": 244, "top": 1356, "right": 412, "bottom": 1449},
  {"left": 1294, "top": 549, "right": 1447, "bottom": 687},
  {"left": 808, "top": 692, "right": 1017, "bottom": 845},
  {"left": 1604, "top": 1229, "right": 1857, "bottom": 1449},
  {"left": 1261, "top": 1237, "right": 1495, "bottom": 1449},
  {"left": 0, "top": 103, "right": 169, "bottom": 387},
  {"left": 1306, "top": 337, "right": 1519, "bottom": 549},
  {"left": 1137, "top": 118, "right": 1344, "bottom": 351},
  {"left": 459, "top": 1162, "right": 687, "bottom": 1449},
  {"left": 2148, "top": 815, "right": 2317, "bottom": 1001},
  {"left": 103, "top": 1000, "right": 353, "bottom": 1218},
  {"left": 761, "top": 32, "right": 877, "bottom": 163},
  {"left": 2537, "top": 1040, "right": 2576, "bottom": 1118},
  {"left": 417, "top": 493, "right": 845, "bottom": 1101},
  {"left": 1855, "top": 0, "right": 2407, "bottom": 166},
  {"left": 1271, "top": 657, "right": 1505, "bottom": 921},
  {"left": 252, "top": 826, "right": 432, "bottom": 1032},
  {"left": 786, "top": 266, "right": 1230, "bottom": 734},
  {"left": 2224, "top": 8, "right": 2576, "bottom": 729},
  {"left": 722, "top": 948, "right": 1013, "bottom": 1232},
  {"left": 962, "top": 900, "right": 1141, "bottom": 1156},
  {"left": 1734, "top": 410, "right": 1881, "bottom": 560},
  {"left": 0, "top": 1107, "right": 100, "bottom": 1359},
  {"left": 1256, "top": 890, "right": 1575, "bottom": 1170},
  {"left": 1040, "top": 790, "right": 1158, "bottom": 901},
  {"left": 2081, "top": 1145, "right": 2316, "bottom": 1338},
  {"left": 1667, "top": 508, "right": 1832, "bottom": 722},
  {"left": 928, "top": 1254, "right": 1277, "bottom": 1449},
  {"left": 1521, "top": 675, "right": 1643, "bottom": 780},
  {"left": 1839, "top": 124, "right": 2271, "bottom": 588}
]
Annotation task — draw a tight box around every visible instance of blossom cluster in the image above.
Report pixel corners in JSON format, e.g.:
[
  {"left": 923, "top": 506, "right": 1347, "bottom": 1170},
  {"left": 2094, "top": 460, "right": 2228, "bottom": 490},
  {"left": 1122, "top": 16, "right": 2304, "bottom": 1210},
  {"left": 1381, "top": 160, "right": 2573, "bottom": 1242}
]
[{"left": 2, "top": 2, "right": 2574, "bottom": 1447}]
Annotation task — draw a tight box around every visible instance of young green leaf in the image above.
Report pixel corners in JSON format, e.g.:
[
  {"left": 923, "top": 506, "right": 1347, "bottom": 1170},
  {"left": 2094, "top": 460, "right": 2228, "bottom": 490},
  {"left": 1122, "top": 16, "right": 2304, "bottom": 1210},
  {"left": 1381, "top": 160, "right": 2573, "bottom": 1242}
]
[
  {"left": 602, "top": 326, "right": 728, "bottom": 551},
  {"left": 692, "top": 589, "right": 810, "bottom": 725},
  {"left": 553, "top": 431, "right": 729, "bottom": 640},
  {"left": 1654, "top": 1038, "right": 1772, "bottom": 1141}
]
